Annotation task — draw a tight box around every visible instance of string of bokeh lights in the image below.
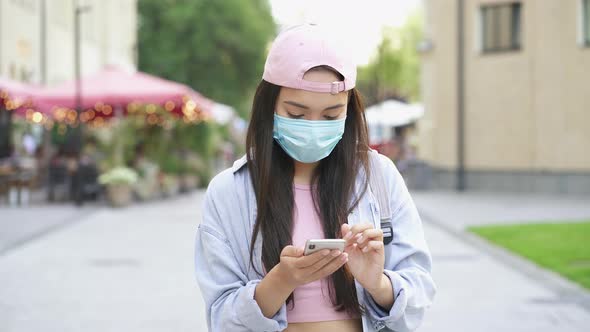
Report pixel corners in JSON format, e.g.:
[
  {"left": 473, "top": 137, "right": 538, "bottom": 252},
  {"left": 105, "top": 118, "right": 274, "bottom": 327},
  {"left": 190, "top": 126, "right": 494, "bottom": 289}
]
[{"left": 0, "top": 89, "right": 210, "bottom": 137}]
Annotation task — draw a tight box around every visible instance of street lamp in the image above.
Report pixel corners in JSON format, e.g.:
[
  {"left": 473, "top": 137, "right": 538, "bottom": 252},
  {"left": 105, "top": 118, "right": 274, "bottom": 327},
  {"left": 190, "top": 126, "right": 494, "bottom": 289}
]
[
  {"left": 70, "top": 0, "right": 91, "bottom": 155},
  {"left": 75, "top": 1, "right": 91, "bottom": 117},
  {"left": 457, "top": 0, "right": 466, "bottom": 191}
]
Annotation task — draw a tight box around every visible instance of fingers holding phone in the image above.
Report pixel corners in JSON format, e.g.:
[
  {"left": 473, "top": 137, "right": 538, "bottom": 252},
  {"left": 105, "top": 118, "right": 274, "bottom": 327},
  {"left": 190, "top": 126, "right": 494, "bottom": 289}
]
[
  {"left": 341, "top": 223, "right": 384, "bottom": 254},
  {"left": 278, "top": 243, "right": 348, "bottom": 289},
  {"left": 340, "top": 223, "right": 386, "bottom": 292}
]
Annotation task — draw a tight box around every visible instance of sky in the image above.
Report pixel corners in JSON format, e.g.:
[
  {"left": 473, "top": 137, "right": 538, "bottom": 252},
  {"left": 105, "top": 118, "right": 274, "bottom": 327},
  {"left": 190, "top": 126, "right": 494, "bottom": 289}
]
[{"left": 268, "top": 0, "right": 423, "bottom": 66}]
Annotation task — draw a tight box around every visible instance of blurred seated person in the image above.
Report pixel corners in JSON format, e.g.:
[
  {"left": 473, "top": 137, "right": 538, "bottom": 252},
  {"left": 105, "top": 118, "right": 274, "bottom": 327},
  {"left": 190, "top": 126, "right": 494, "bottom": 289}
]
[
  {"left": 18, "top": 133, "right": 39, "bottom": 176},
  {"left": 79, "top": 137, "right": 101, "bottom": 167},
  {"left": 47, "top": 146, "right": 71, "bottom": 201},
  {"left": 72, "top": 138, "right": 102, "bottom": 204},
  {"left": 0, "top": 142, "right": 37, "bottom": 177},
  {"left": 1, "top": 143, "right": 36, "bottom": 205}
]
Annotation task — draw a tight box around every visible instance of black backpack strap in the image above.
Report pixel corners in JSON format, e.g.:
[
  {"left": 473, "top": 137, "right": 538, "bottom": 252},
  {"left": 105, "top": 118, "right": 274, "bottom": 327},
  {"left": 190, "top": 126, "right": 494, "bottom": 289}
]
[{"left": 368, "top": 151, "right": 393, "bottom": 245}]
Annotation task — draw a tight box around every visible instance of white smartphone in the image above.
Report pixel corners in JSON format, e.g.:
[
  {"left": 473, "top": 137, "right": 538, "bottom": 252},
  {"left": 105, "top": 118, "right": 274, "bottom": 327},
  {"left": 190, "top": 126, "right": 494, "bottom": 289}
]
[{"left": 304, "top": 239, "right": 346, "bottom": 256}]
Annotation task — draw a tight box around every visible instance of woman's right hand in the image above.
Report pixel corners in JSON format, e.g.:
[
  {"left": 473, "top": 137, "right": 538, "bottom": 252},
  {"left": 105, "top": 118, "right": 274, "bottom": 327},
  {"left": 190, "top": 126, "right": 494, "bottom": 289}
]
[{"left": 275, "top": 245, "right": 348, "bottom": 289}]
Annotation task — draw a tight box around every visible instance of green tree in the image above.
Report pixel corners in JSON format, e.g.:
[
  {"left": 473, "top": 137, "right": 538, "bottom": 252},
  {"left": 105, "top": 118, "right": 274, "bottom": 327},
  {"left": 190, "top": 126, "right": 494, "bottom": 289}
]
[
  {"left": 357, "top": 10, "right": 424, "bottom": 106},
  {"left": 137, "top": 0, "right": 275, "bottom": 117}
]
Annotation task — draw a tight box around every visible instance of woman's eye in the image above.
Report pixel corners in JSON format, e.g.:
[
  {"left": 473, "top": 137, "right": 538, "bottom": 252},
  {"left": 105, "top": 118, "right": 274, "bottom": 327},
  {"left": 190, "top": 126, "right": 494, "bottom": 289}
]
[
  {"left": 324, "top": 115, "right": 338, "bottom": 120},
  {"left": 287, "top": 112, "right": 304, "bottom": 119}
]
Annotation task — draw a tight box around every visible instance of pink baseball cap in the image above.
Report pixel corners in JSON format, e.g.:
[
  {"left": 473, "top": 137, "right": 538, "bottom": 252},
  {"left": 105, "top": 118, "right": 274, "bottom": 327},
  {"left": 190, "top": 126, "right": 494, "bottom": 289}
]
[{"left": 262, "top": 24, "right": 357, "bottom": 95}]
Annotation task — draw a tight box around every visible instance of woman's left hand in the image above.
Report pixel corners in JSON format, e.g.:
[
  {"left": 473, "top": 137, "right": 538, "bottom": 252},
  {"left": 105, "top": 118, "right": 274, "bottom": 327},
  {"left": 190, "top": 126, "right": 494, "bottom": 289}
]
[{"left": 341, "top": 223, "right": 385, "bottom": 291}]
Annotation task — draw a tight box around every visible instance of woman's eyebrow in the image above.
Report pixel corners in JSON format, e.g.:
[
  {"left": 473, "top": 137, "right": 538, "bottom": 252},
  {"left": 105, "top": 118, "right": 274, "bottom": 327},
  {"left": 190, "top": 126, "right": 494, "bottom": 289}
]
[
  {"left": 284, "top": 100, "right": 345, "bottom": 111},
  {"left": 323, "top": 104, "right": 345, "bottom": 111},
  {"left": 284, "top": 101, "right": 309, "bottom": 109}
]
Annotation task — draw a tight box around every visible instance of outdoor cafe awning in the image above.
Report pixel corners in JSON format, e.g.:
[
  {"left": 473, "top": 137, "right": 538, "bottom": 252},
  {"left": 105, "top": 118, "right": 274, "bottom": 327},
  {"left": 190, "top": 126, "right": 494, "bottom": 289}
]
[
  {"left": 34, "top": 66, "right": 214, "bottom": 123},
  {"left": 0, "top": 77, "right": 39, "bottom": 112},
  {"left": 365, "top": 99, "right": 424, "bottom": 127}
]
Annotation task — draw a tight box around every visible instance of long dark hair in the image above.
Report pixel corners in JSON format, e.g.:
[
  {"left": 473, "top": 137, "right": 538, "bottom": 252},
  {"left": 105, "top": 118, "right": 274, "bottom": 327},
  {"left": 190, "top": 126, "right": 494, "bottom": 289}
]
[{"left": 246, "top": 79, "right": 371, "bottom": 315}]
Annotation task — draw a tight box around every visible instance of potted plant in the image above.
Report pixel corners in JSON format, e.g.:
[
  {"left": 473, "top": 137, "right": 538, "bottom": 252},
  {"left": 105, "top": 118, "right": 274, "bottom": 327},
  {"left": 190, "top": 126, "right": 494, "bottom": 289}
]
[
  {"left": 98, "top": 167, "right": 138, "bottom": 207},
  {"left": 133, "top": 160, "right": 160, "bottom": 201},
  {"left": 159, "top": 156, "right": 182, "bottom": 197},
  {"left": 182, "top": 167, "right": 200, "bottom": 191},
  {"left": 161, "top": 173, "right": 180, "bottom": 197},
  {"left": 177, "top": 152, "right": 207, "bottom": 192}
]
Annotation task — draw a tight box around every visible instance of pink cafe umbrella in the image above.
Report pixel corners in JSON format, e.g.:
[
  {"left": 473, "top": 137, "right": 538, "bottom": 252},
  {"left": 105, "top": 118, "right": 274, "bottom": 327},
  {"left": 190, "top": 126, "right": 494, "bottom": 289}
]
[
  {"left": 0, "top": 77, "right": 46, "bottom": 124},
  {"left": 0, "top": 77, "right": 39, "bottom": 111},
  {"left": 35, "top": 66, "right": 214, "bottom": 125}
]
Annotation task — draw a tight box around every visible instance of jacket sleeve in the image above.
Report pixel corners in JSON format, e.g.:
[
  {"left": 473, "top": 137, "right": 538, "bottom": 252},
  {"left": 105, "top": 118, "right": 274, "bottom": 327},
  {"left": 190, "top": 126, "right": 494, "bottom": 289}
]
[
  {"left": 195, "top": 172, "right": 288, "bottom": 332},
  {"left": 363, "top": 155, "right": 436, "bottom": 332}
]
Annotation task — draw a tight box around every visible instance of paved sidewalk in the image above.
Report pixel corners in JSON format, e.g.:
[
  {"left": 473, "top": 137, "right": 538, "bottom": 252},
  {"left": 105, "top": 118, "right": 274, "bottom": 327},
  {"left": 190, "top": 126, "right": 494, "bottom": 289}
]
[
  {"left": 420, "top": 222, "right": 590, "bottom": 332},
  {"left": 414, "top": 190, "right": 590, "bottom": 331},
  {"left": 0, "top": 192, "right": 207, "bottom": 332},
  {"left": 1, "top": 189, "right": 588, "bottom": 331},
  {"left": 0, "top": 204, "right": 97, "bottom": 255},
  {"left": 412, "top": 190, "right": 590, "bottom": 231}
]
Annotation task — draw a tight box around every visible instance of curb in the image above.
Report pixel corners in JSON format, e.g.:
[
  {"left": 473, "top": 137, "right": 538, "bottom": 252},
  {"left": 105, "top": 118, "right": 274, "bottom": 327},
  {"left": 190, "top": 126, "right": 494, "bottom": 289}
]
[{"left": 419, "top": 208, "right": 590, "bottom": 312}]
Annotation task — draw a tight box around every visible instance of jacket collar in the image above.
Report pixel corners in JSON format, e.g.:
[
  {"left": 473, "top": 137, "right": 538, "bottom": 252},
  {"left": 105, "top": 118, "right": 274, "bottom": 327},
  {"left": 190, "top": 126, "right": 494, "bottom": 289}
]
[{"left": 231, "top": 154, "right": 248, "bottom": 173}]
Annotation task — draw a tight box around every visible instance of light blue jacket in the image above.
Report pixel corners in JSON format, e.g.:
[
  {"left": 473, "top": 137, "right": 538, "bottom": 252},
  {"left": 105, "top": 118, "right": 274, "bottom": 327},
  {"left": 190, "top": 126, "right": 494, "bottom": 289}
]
[{"left": 194, "top": 151, "right": 436, "bottom": 331}]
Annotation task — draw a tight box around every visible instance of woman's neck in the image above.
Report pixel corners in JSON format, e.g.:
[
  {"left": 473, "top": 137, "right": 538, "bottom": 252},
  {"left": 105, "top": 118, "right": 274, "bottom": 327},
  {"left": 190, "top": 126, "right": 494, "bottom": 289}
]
[{"left": 293, "top": 160, "right": 319, "bottom": 185}]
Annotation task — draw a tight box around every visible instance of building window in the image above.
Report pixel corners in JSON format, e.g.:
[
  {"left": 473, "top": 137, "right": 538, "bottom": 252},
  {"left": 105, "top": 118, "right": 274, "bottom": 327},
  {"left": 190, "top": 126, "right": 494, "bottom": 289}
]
[
  {"left": 481, "top": 2, "right": 522, "bottom": 53},
  {"left": 583, "top": 0, "right": 590, "bottom": 46}
]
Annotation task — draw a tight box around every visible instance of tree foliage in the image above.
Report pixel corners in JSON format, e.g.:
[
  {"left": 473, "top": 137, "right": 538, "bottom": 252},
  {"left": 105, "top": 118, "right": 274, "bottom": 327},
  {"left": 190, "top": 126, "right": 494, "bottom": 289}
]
[
  {"left": 137, "top": 0, "right": 276, "bottom": 117},
  {"left": 357, "top": 11, "right": 424, "bottom": 106}
]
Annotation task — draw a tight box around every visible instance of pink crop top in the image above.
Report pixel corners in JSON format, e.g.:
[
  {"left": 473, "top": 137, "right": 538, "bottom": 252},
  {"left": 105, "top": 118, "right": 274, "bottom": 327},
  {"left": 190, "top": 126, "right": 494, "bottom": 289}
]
[{"left": 287, "top": 183, "right": 360, "bottom": 323}]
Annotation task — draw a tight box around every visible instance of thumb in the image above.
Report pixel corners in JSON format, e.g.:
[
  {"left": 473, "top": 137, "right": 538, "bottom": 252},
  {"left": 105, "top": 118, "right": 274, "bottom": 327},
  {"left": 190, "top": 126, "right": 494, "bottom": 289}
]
[
  {"left": 341, "top": 223, "right": 351, "bottom": 238},
  {"left": 281, "top": 245, "right": 303, "bottom": 257}
]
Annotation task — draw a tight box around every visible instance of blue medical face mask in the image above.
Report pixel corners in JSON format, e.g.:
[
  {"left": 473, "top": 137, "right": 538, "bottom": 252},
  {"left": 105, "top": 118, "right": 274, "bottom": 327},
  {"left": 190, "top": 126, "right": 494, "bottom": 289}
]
[{"left": 272, "top": 113, "right": 346, "bottom": 163}]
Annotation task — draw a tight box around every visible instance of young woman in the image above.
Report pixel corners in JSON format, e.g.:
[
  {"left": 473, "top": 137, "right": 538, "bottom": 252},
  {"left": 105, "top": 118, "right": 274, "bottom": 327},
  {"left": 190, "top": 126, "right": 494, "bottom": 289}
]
[{"left": 195, "top": 24, "right": 435, "bottom": 332}]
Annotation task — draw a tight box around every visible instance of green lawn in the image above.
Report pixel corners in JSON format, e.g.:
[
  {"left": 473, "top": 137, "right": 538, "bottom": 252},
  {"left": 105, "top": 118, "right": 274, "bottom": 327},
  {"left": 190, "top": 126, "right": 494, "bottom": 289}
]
[{"left": 469, "top": 221, "right": 590, "bottom": 290}]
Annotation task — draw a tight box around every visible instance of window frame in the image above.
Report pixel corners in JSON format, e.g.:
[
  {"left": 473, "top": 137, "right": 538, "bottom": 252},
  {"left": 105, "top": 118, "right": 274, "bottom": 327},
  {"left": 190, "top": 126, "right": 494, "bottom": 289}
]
[{"left": 480, "top": 2, "right": 523, "bottom": 54}]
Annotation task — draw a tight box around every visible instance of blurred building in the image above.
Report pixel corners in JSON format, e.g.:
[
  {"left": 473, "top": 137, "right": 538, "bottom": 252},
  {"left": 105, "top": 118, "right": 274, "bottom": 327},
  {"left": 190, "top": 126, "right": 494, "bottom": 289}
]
[
  {"left": 419, "top": 0, "right": 590, "bottom": 194},
  {"left": 0, "top": 0, "right": 137, "bottom": 85}
]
